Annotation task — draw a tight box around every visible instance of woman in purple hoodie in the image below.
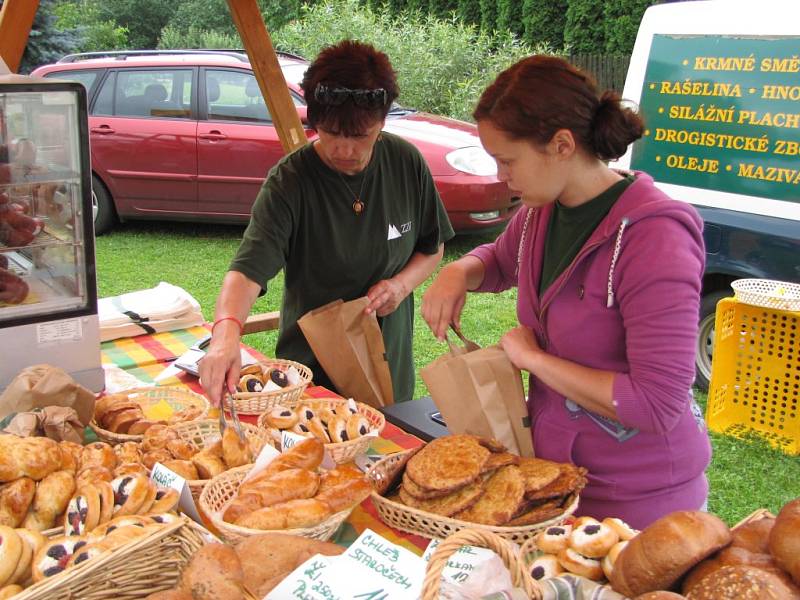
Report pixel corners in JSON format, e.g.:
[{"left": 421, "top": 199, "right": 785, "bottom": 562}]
[{"left": 422, "top": 55, "right": 712, "bottom": 529}]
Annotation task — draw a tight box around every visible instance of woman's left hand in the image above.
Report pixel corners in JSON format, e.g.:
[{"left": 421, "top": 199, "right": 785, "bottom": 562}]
[
  {"left": 500, "top": 325, "right": 544, "bottom": 372},
  {"left": 365, "top": 277, "right": 409, "bottom": 317}
]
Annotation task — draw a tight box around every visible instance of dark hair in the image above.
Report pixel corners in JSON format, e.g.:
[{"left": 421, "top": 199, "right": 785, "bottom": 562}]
[
  {"left": 301, "top": 40, "right": 399, "bottom": 136},
  {"left": 473, "top": 55, "right": 644, "bottom": 161}
]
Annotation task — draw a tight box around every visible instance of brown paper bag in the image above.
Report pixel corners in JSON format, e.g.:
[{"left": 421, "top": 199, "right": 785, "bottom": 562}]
[
  {"left": 4, "top": 406, "right": 85, "bottom": 443},
  {"left": 0, "top": 364, "right": 95, "bottom": 426},
  {"left": 420, "top": 335, "right": 533, "bottom": 457},
  {"left": 298, "top": 297, "right": 394, "bottom": 408}
]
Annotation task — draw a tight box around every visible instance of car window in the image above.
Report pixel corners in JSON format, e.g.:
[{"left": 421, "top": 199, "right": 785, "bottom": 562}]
[
  {"left": 93, "top": 72, "right": 115, "bottom": 115},
  {"left": 205, "top": 70, "right": 275, "bottom": 123},
  {"left": 110, "top": 69, "right": 192, "bottom": 119},
  {"left": 41, "top": 69, "right": 100, "bottom": 92}
]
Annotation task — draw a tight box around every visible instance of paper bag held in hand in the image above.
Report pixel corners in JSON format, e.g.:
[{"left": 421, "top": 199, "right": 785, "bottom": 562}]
[
  {"left": 420, "top": 333, "right": 533, "bottom": 456},
  {"left": 298, "top": 297, "right": 394, "bottom": 408}
]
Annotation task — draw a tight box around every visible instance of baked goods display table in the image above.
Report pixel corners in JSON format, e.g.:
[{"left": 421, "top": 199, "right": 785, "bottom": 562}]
[{"left": 100, "top": 325, "right": 430, "bottom": 554}]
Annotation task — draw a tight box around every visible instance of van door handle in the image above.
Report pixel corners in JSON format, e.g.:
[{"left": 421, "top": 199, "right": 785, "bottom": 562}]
[
  {"left": 91, "top": 125, "right": 115, "bottom": 134},
  {"left": 199, "top": 131, "right": 227, "bottom": 141}
]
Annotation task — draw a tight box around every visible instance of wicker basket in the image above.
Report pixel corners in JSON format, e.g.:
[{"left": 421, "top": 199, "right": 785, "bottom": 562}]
[
  {"left": 422, "top": 528, "right": 542, "bottom": 600},
  {"left": 15, "top": 517, "right": 206, "bottom": 600},
  {"left": 367, "top": 450, "right": 580, "bottom": 545},
  {"left": 733, "top": 507, "right": 776, "bottom": 529},
  {"left": 257, "top": 397, "right": 386, "bottom": 464},
  {"left": 231, "top": 358, "right": 313, "bottom": 415},
  {"left": 198, "top": 465, "right": 353, "bottom": 544},
  {"left": 167, "top": 419, "right": 273, "bottom": 501},
  {"left": 731, "top": 278, "right": 800, "bottom": 311},
  {"left": 90, "top": 386, "right": 210, "bottom": 445}
]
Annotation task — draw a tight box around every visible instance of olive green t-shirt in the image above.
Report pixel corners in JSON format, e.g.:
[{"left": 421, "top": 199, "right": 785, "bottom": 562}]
[
  {"left": 230, "top": 132, "right": 454, "bottom": 402},
  {"left": 539, "top": 175, "right": 634, "bottom": 295}
]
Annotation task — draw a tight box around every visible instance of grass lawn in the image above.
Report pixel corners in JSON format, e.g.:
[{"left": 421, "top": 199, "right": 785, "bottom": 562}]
[{"left": 95, "top": 220, "right": 799, "bottom": 525}]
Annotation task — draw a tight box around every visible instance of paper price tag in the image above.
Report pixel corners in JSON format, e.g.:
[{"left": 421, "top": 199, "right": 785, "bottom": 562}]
[
  {"left": 242, "top": 442, "right": 281, "bottom": 483},
  {"left": 281, "top": 431, "right": 336, "bottom": 469},
  {"left": 422, "top": 539, "right": 497, "bottom": 585},
  {"left": 150, "top": 462, "right": 202, "bottom": 523}
]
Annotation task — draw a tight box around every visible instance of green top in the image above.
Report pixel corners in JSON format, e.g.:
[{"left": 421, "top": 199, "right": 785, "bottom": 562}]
[
  {"left": 230, "top": 132, "right": 454, "bottom": 402},
  {"left": 539, "top": 175, "right": 634, "bottom": 295}
]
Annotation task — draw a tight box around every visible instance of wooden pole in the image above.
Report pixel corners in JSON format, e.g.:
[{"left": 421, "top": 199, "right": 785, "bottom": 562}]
[
  {"left": 226, "top": 0, "right": 308, "bottom": 153},
  {"left": 0, "top": 0, "right": 40, "bottom": 73}
]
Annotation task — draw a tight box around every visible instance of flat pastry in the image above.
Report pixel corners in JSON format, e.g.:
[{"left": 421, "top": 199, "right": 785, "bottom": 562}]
[
  {"left": 111, "top": 475, "right": 150, "bottom": 516},
  {"left": 160, "top": 460, "right": 199, "bottom": 481},
  {"left": 505, "top": 498, "right": 564, "bottom": 527},
  {"left": 405, "top": 435, "right": 490, "bottom": 494},
  {"left": 453, "top": 465, "right": 525, "bottom": 526},
  {"left": 290, "top": 422, "right": 312, "bottom": 437},
  {"left": 516, "top": 457, "right": 562, "bottom": 496},
  {"left": 147, "top": 512, "right": 180, "bottom": 526},
  {"left": 335, "top": 398, "right": 359, "bottom": 419},
  {"left": 0, "top": 436, "right": 61, "bottom": 482},
  {"left": 31, "top": 535, "right": 87, "bottom": 582},
  {"left": 142, "top": 450, "right": 174, "bottom": 471},
  {"left": 480, "top": 452, "right": 520, "bottom": 475},
  {"left": 0, "top": 526, "right": 22, "bottom": 587},
  {"left": 400, "top": 471, "right": 451, "bottom": 500},
  {"left": 64, "top": 484, "right": 102, "bottom": 535},
  {"left": 114, "top": 462, "right": 149, "bottom": 478},
  {"left": 399, "top": 477, "right": 485, "bottom": 517},
  {"left": 315, "top": 408, "right": 336, "bottom": 429},
  {"left": 237, "top": 374, "right": 263, "bottom": 393},
  {"left": 525, "top": 463, "right": 588, "bottom": 501}
]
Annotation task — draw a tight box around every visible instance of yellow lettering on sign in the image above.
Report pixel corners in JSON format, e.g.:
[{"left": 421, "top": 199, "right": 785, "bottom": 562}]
[
  {"left": 737, "top": 111, "right": 800, "bottom": 128},
  {"left": 665, "top": 154, "right": 720, "bottom": 173},
  {"left": 760, "top": 57, "right": 800, "bottom": 73},
  {"left": 738, "top": 163, "right": 800, "bottom": 183},
  {"left": 668, "top": 104, "right": 735, "bottom": 123},
  {"left": 761, "top": 85, "right": 800, "bottom": 100},
  {"left": 693, "top": 56, "right": 756, "bottom": 71},
  {"left": 659, "top": 81, "right": 742, "bottom": 97},
  {"left": 652, "top": 128, "right": 769, "bottom": 152}
]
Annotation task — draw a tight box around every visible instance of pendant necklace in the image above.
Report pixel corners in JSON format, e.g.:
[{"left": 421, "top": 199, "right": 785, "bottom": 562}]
[{"left": 335, "top": 170, "right": 368, "bottom": 215}]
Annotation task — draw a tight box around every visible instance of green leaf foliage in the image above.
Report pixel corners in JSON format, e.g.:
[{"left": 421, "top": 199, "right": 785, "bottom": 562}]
[
  {"left": 18, "top": 0, "right": 82, "bottom": 73},
  {"left": 522, "top": 0, "right": 567, "bottom": 49},
  {"left": 496, "top": 0, "right": 523, "bottom": 36},
  {"left": 478, "top": 0, "right": 497, "bottom": 33},
  {"left": 157, "top": 25, "right": 240, "bottom": 50},
  {"left": 564, "top": 0, "right": 605, "bottom": 53},
  {"left": 457, "top": 0, "right": 481, "bottom": 26},
  {"left": 95, "top": 0, "right": 177, "bottom": 48},
  {"left": 54, "top": 1, "right": 129, "bottom": 52},
  {"left": 603, "top": 0, "right": 655, "bottom": 54}
]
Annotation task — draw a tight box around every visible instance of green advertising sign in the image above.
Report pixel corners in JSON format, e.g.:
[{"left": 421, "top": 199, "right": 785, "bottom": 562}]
[{"left": 630, "top": 35, "right": 800, "bottom": 203}]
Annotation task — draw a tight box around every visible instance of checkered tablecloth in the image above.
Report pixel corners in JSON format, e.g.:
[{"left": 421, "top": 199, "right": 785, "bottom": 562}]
[{"left": 100, "top": 327, "right": 429, "bottom": 553}]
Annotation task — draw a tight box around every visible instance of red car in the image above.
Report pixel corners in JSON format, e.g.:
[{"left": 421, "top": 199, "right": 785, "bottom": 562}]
[{"left": 32, "top": 50, "right": 520, "bottom": 234}]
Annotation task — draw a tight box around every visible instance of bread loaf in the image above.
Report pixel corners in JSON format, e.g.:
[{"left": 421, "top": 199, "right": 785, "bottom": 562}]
[
  {"left": 681, "top": 546, "right": 790, "bottom": 595},
  {"left": 768, "top": 497, "right": 800, "bottom": 585},
  {"left": 731, "top": 516, "right": 774, "bottom": 554},
  {"left": 685, "top": 565, "right": 797, "bottom": 599},
  {"left": 234, "top": 498, "right": 332, "bottom": 530},
  {"left": 609, "top": 511, "right": 731, "bottom": 597},
  {"left": 238, "top": 468, "right": 320, "bottom": 505},
  {"left": 634, "top": 593, "right": 687, "bottom": 599},
  {"left": 178, "top": 542, "right": 244, "bottom": 600}
]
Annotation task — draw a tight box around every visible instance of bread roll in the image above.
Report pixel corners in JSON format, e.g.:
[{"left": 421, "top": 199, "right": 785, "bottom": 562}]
[
  {"left": 178, "top": 542, "right": 244, "bottom": 600},
  {"left": 634, "top": 593, "right": 687, "bottom": 599},
  {"left": 221, "top": 428, "right": 250, "bottom": 468},
  {"left": 160, "top": 460, "right": 199, "bottom": 481},
  {"left": 685, "top": 565, "right": 797, "bottom": 599},
  {"left": 0, "top": 436, "right": 61, "bottom": 482},
  {"left": 143, "top": 450, "right": 174, "bottom": 471},
  {"left": 730, "top": 516, "right": 774, "bottom": 555},
  {"left": 0, "top": 526, "right": 23, "bottom": 587},
  {"left": 234, "top": 533, "right": 344, "bottom": 597},
  {"left": 114, "top": 442, "right": 142, "bottom": 466},
  {"left": 75, "top": 466, "right": 113, "bottom": 488},
  {"left": 682, "top": 546, "right": 791, "bottom": 595},
  {"left": 314, "top": 477, "right": 373, "bottom": 513},
  {"left": 238, "top": 468, "right": 320, "bottom": 505},
  {"left": 768, "top": 497, "right": 800, "bottom": 585},
  {"left": 22, "top": 470, "right": 75, "bottom": 531},
  {"left": 80, "top": 442, "right": 117, "bottom": 472},
  {"left": 191, "top": 452, "right": 226, "bottom": 480},
  {"left": 234, "top": 498, "right": 332, "bottom": 530},
  {"left": 127, "top": 420, "right": 162, "bottom": 436},
  {"left": 609, "top": 511, "right": 732, "bottom": 597},
  {"left": 0, "top": 478, "right": 35, "bottom": 528},
  {"left": 222, "top": 493, "right": 263, "bottom": 524},
  {"left": 166, "top": 438, "right": 197, "bottom": 461},
  {"left": 256, "top": 438, "right": 324, "bottom": 481}
]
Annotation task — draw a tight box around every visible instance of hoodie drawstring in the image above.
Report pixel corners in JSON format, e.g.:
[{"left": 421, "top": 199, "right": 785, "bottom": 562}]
[{"left": 607, "top": 217, "right": 629, "bottom": 308}]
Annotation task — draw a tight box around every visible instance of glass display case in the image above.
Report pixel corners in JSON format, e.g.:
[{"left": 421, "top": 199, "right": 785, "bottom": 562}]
[{"left": 0, "top": 74, "right": 103, "bottom": 392}]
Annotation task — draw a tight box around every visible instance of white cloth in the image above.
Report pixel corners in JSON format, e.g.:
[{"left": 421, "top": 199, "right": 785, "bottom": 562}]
[{"left": 98, "top": 282, "right": 204, "bottom": 342}]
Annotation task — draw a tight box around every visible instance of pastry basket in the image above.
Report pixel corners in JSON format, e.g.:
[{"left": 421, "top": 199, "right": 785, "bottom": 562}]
[
  {"left": 90, "top": 386, "right": 209, "bottom": 445},
  {"left": 257, "top": 396, "right": 385, "bottom": 464},
  {"left": 731, "top": 278, "right": 800, "bottom": 311},
  {"left": 167, "top": 419, "right": 273, "bottom": 501},
  {"left": 367, "top": 450, "right": 580, "bottom": 545},
  {"left": 198, "top": 465, "right": 353, "bottom": 544},
  {"left": 231, "top": 358, "right": 313, "bottom": 414}
]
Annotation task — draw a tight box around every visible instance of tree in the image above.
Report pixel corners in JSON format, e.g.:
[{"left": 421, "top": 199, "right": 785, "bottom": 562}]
[
  {"left": 564, "top": 0, "right": 604, "bottom": 53},
  {"left": 457, "top": 0, "right": 481, "bottom": 26},
  {"left": 54, "top": 1, "right": 129, "bottom": 52},
  {"left": 603, "top": 0, "right": 654, "bottom": 54},
  {"left": 17, "top": 0, "right": 82, "bottom": 73},
  {"left": 478, "top": 0, "right": 496, "bottom": 32},
  {"left": 522, "top": 0, "right": 567, "bottom": 49},
  {"left": 496, "top": 0, "right": 523, "bottom": 36},
  {"left": 96, "top": 0, "right": 179, "bottom": 48}
]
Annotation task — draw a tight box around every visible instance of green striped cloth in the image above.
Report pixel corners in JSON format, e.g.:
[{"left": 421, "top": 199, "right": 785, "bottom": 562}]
[{"left": 481, "top": 575, "right": 628, "bottom": 600}]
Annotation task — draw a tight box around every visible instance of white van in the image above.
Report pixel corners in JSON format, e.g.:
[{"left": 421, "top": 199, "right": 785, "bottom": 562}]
[{"left": 611, "top": 0, "right": 800, "bottom": 389}]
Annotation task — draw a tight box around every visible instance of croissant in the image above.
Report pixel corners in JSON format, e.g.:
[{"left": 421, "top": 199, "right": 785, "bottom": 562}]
[{"left": 0, "top": 477, "right": 36, "bottom": 527}]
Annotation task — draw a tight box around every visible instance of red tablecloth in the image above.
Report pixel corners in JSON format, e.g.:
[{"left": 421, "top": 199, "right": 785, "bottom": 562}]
[{"left": 100, "top": 326, "right": 430, "bottom": 553}]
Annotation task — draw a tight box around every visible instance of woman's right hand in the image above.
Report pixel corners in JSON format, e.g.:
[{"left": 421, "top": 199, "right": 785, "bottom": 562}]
[
  {"left": 421, "top": 262, "right": 470, "bottom": 341},
  {"left": 198, "top": 325, "right": 242, "bottom": 407}
]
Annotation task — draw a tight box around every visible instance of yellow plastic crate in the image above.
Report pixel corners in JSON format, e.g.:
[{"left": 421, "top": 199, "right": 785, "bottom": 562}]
[{"left": 706, "top": 297, "right": 799, "bottom": 455}]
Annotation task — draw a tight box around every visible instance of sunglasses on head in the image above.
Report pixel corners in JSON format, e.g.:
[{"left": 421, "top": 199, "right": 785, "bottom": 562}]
[{"left": 314, "top": 84, "right": 388, "bottom": 109}]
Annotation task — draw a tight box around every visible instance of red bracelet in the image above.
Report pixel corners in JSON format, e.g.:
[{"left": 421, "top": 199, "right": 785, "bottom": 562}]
[{"left": 211, "top": 316, "right": 243, "bottom": 336}]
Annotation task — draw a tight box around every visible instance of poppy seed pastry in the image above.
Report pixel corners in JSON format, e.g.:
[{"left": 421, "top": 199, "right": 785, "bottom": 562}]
[
  {"left": 569, "top": 520, "right": 620, "bottom": 558},
  {"left": 536, "top": 524, "right": 573, "bottom": 554},
  {"left": 265, "top": 406, "right": 299, "bottom": 430},
  {"left": 237, "top": 374, "right": 263, "bottom": 393},
  {"left": 528, "top": 554, "right": 563, "bottom": 580}
]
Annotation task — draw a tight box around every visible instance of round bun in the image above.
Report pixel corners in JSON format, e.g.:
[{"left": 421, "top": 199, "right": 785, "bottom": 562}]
[
  {"left": 685, "top": 565, "right": 796, "bottom": 599},
  {"left": 681, "top": 546, "right": 790, "bottom": 595},
  {"left": 558, "top": 547, "right": 604, "bottom": 580},
  {"left": 537, "top": 524, "right": 573, "bottom": 554},
  {"left": 768, "top": 497, "right": 800, "bottom": 585},
  {"left": 731, "top": 516, "right": 774, "bottom": 554},
  {"left": 569, "top": 521, "right": 620, "bottom": 558},
  {"left": 609, "top": 510, "right": 732, "bottom": 597},
  {"left": 604, "top": 517, "right": 639, "bottom": 541},
  {"left": 528, "top": 554, "right": 562, "bottom": 581},
  {"left": 634, "top": 593, "right": 687, "bottom": 600}
]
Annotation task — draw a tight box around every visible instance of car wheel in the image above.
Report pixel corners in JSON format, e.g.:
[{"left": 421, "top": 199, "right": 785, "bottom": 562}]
[
  {"left": 91, "top": 175, "right": 117, "bottom": 235},
  {"left": 696, "top": 290, "right": 732, "bottom": 391}
]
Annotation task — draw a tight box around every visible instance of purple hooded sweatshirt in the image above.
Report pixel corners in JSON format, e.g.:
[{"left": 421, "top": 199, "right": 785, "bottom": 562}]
[{"left": 469, "top": 172, "right": 711, "bottom": 529}]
